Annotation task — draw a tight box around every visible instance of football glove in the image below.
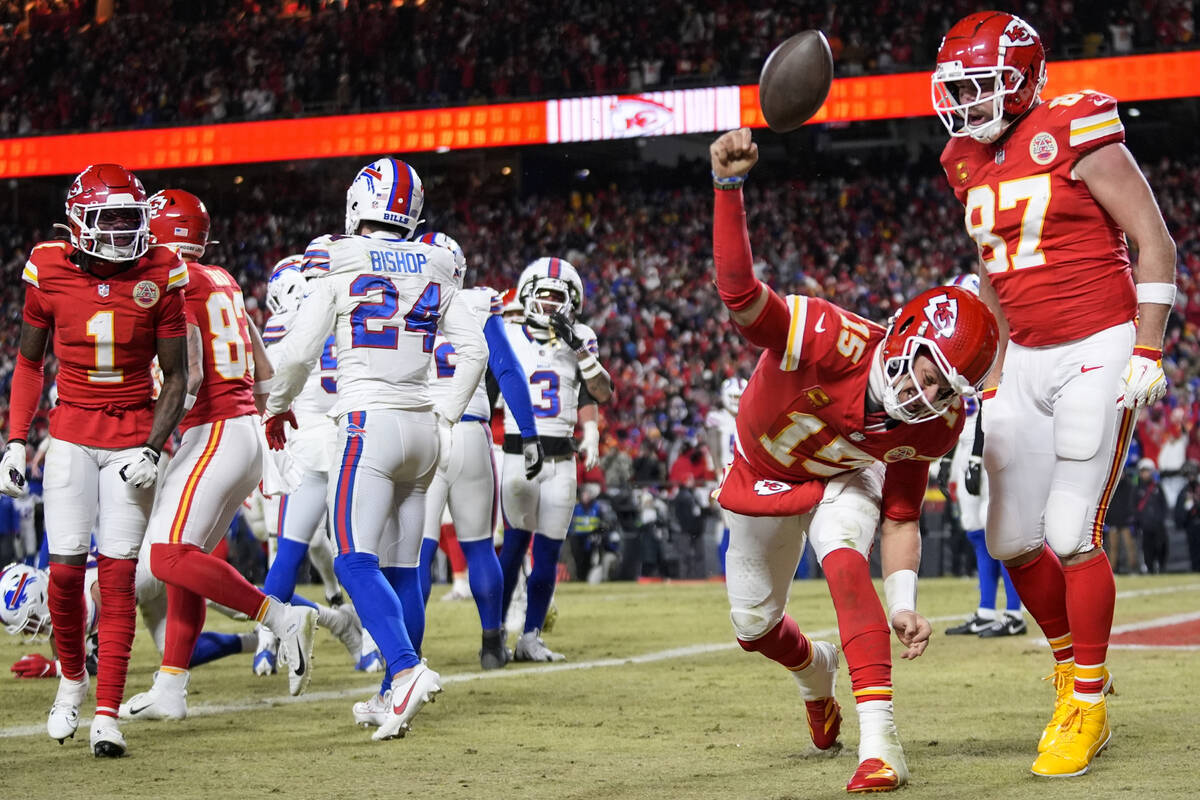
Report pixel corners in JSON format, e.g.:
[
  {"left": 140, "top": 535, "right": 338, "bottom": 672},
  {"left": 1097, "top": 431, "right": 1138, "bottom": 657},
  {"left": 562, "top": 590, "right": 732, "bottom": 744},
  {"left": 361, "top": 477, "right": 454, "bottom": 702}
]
[
  {"left": 964, "top": 456, "right": 983, "bottom": 496},
  {"left": 1120, "top": 350, "right": 1167, "bottom": 410},
  {"left": 549, "top": 311, "right": 584, "bottom": 351},
  {"left": 11, "top": 653, "right": 59, "bottom": 678},
  {"left": 523, "top": 436, "right": 544, "bottom": 480},
  {"left": 264, "top": 410, "right": 298, "bottom": 451},
  {"left": 119, "top": 446, "right": 161, "bottom": 488},
  {"left": 0, "top": 440, "right": 27, "bottom": 497}
]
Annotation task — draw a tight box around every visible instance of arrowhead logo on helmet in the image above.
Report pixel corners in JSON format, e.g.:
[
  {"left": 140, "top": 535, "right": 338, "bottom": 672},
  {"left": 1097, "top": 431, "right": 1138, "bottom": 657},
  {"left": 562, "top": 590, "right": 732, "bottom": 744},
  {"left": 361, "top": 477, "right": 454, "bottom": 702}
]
[{"left": 65, "top": 163, "right": 152, "bottom": 263}]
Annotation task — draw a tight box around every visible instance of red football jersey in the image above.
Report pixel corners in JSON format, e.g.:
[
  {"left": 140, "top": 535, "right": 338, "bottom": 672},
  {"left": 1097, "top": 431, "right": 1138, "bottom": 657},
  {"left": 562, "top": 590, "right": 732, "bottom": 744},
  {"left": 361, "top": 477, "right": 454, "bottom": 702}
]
[
  {"left": 734, "top": 295, "right": 963, "bottom": 522},
  {"left": 22, "top": 241, "right": 188, "bottom": 448},
  {"left": 179, "top": 263, "right": 257, "bottom": 433},
  {"left": 940, "top": 91, "right": 1136, "bottom": 347}
]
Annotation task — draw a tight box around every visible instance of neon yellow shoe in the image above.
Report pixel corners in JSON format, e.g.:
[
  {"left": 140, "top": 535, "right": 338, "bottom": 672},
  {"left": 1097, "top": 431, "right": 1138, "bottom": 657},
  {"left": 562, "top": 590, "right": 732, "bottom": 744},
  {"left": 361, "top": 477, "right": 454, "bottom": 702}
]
[
  {"left": 1031, "top": 696, "right": 1111, "bottom": 777},
  {"left": 1038, "top": 665, "right": 1115, "bottom": 753}
]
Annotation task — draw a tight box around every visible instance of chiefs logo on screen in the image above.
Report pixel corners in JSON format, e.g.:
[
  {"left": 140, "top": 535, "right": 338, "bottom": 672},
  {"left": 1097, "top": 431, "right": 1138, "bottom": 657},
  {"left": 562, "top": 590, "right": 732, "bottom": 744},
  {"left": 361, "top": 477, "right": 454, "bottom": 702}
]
[
  {"left": 1000, "top": 20, "right": 1036, "bottom": 47},
  {"left": 610, "top": 97, "right": 674, "bottom": 137},
  {"left": 923, "top": 293, "right": 958, "bottom": 339}
]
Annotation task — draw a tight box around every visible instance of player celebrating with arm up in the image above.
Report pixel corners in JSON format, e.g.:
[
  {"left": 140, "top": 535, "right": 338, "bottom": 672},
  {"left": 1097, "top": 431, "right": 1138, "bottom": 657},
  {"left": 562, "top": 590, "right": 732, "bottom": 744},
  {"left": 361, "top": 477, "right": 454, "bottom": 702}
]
[
  {"left": 710, "top": 129, "right": 999, "bottom": 793},
  {"left": 0, "top": 164, "right": 189, "bottom": 757},
  {"left": 932, "top": 12, "right": 1177, "bottom": 778}
]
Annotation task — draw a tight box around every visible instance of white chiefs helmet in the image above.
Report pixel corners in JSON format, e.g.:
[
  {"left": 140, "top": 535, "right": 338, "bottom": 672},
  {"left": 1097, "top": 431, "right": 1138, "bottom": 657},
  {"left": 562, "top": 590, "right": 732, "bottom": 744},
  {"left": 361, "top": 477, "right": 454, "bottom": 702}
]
[
  {"left": 0, "top": 563, "right": 51, "bottom": 641},
  {"left": 345, "top": 157, "right": 424, "bottom": 238},
  {"left": 266, "top": 255, "right": 308, "bottom": 317},
  {"left": 720, "top": 377, "right": 748, "bottom": 415},
  {"left": 517, "top": 257, "right": 584, "bottom": 327},
  {"left": 417, "top": 231, "right": 466, "bottom": 288}
]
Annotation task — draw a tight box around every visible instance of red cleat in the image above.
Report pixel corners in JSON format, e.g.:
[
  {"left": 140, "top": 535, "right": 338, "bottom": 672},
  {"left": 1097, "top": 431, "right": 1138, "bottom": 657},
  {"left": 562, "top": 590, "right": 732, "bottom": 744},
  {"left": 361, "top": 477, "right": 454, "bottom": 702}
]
[
  {"left": 805, "top": 696, "right": 842, "bottom": 750},
  {"left": 846, "top": 758, "right": 902, "bottom": 793}
]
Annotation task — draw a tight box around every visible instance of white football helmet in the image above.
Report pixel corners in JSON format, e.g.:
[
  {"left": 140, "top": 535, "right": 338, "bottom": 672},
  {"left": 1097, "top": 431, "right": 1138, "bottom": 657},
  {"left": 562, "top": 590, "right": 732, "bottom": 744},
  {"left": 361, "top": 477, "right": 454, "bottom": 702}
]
[
  {"left": 345, "top": 157, "right": 424, "bottom": 238},
  {"left": 945, "top": 273, "right": 981, "bottom": 295},
  {"left": 0, "top": 563, "right": 51, "bottom": 641},
  {"left": 720, "top": 377, "right": 748, "bottom": 414},
  {"left": 267, "top": 255, "right": 307, "bottom": 317},
  {"left": 417, "top": 231, "right": 466, "bottom": 288},
  {"left": 517, "top": 257, "right": 584, "bottom": 327}
]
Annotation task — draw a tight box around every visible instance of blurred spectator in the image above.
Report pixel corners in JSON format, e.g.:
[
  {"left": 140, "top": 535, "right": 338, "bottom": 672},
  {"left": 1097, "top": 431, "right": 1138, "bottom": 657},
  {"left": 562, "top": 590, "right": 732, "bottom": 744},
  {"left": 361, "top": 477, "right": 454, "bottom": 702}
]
[
  {"left": 1105, "top": 467, "right": 1139, "bottom": 575},
  {"left": 567, "top": 481, "right": 622, "bottom": 583},
  {"left": 1173, "top": 460, "right": 1200, "bottom": 572},
  {"left": 1135, "top": 457, "right": 1170, "bottom": 574}
]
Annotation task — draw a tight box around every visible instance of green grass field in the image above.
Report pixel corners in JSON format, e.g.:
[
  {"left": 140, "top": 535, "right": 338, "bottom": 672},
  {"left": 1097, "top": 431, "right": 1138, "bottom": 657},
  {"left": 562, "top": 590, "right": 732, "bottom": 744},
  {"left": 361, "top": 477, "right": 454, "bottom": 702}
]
[{"left": 3, "top": 574, "right": 1198, "bottom": 800}]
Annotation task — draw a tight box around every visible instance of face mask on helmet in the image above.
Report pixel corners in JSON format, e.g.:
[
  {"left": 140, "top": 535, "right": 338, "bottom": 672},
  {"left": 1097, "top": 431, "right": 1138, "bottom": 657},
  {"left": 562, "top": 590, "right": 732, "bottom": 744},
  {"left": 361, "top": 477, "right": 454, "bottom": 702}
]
[
  {"left": 345, "top": 157, "right": 424, "bottom": 238},
  {"left": 524, "top": 279, "right": 573, "bottom": 327},
  {"left": 266, "top": 257, "right": 308, "bottom": 317},
  {"left": 0, "top": 563, "right": 51, "bottom": 641},
  {"left": 720, "top": 377, "right": 748, "bottom": 414},
  {"left": 65, "top": 164, "right": 151, "bottom": 262}
]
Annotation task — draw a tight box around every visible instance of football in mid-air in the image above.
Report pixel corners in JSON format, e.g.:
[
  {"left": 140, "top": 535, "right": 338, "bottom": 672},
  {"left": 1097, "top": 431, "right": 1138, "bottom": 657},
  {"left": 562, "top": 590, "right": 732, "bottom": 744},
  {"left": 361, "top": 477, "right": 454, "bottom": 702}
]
[{"left": 758, "top": 30, "right": 834, "bottom": 132}]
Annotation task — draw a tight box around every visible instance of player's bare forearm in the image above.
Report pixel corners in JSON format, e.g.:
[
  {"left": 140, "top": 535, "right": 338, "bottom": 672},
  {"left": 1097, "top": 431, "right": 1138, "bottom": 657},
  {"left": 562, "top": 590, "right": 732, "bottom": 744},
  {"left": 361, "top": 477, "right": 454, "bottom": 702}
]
[
  {"left": 583, "top": 368, "right": 613, "bottom": 404},
  {"left": 978, "top": 269, "right": 1008, "bottom": 391},
  {"left": 247, "top": 318, "right": 273, "bottom": 415},
  {"left": 148, "top": 335, "right": 188, "bottom": 452},
  {"left": 185, "top": 324, "right": 204, "bottom": 396},
  {"left": 879, "top": 517, "right": 921, "bottom": 577}
]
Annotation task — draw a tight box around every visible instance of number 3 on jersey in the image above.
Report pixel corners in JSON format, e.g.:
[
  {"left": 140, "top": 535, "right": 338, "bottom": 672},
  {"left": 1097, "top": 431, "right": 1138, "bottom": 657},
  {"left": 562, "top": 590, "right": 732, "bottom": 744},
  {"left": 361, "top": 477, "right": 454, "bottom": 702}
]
[
  {"left": 529, "top": 370, "right": 560, "bottom": 417},
  {"left": 350, "top": 275, "right": 441, "bottom": 351}
]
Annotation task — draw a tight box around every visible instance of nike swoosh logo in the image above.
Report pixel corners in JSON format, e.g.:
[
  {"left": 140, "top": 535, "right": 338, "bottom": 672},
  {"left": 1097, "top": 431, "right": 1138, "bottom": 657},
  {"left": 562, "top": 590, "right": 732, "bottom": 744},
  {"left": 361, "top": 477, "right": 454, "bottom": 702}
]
[
  {"left": 127, "top": 703, "right": 153, "bottom": 716},
  {"left": 393, "top": 667, "right": 424, "bottom": 714},
  {"left": 814, "top": 313, "right": 826, "bottom": 333},
  {"left": 1080, "top": 365, "right": 1103, "bottom": 373},
  {"left": 293, "top": 645, "right": 306, "bottom": 676}
]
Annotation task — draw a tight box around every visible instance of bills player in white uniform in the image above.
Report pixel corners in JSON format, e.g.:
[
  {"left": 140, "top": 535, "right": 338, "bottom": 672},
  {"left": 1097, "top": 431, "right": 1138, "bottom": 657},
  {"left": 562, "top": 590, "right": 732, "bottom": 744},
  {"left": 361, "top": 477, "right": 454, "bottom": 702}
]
[
  {"left": 706, "top": 376, "right": 745, "bottom": 576},
  {"left": 416, "top": 232, "right": 543, "bottom": 671},
  {"left": 498, "top": 257, "right": 612, "bottom": 662},
  {"left": 264, "top": 157, "right": 486, "bottom": 741},
  {"left": 255, "top": 257, "right": 378, "bottom": 675}
]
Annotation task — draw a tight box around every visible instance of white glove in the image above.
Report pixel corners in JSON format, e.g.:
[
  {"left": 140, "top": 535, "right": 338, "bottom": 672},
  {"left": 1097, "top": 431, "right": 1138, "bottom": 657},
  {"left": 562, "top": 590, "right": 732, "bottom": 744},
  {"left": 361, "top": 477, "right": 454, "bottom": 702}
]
[
  {"left": 1120, "top": 351, "right": 1167, "bottom": 410},
  {"left": 0, "top": 441, "right": 27, "bottom": 497},
  {"left": 119, "top": 446, "right": 161, "bottom": 489},
  {"left": 580, "top": 420, "right": 600, "bottom": 471},
  {"left": 434, "top": 413, "right": 453, "bottom": 477}
]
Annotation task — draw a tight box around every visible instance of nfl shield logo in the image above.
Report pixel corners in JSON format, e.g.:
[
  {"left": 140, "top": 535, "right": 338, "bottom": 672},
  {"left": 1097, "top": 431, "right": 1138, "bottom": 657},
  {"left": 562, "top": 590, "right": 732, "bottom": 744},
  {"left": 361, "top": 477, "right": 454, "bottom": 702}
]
[{"left": 98, "top": 284, "right": 110, "bottom": 297}]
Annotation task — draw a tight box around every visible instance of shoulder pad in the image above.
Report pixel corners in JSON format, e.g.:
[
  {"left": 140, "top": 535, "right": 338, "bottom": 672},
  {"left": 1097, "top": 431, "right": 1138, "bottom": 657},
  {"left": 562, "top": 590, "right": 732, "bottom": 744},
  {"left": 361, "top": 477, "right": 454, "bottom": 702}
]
[{"left": 301, "top": 234, "right": 334, "bottom": 274}]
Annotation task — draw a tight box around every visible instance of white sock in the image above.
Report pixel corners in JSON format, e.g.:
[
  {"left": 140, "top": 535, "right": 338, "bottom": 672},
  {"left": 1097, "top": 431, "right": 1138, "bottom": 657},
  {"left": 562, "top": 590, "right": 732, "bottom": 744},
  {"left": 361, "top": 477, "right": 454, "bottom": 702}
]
[{"left": 976, "top": 607, "right": 998, "bottom": 621}]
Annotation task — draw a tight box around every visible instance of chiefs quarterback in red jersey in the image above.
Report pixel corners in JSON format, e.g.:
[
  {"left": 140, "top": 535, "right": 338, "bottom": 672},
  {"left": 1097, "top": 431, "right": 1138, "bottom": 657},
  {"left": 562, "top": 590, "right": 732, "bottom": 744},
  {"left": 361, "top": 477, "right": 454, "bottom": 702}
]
[
  {"left": 0, "top": 164, "right": 190, "bottom": 757},
  {"left": 119, "top": 189, "right": 318, "bottom": 720},
  {"left": 710, "top": 128, "right": 999, "bottom": 794},
  {"left": 932, "top": 12, "right": 1176, "bottom": 778}
]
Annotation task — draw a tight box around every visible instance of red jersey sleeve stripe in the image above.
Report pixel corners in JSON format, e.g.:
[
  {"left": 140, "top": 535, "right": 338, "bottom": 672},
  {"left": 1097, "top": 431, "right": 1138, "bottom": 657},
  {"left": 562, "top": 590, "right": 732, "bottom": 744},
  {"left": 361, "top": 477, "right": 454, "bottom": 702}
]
[{"left": 780, "top": 295, "right": 808, "bottom": 372}]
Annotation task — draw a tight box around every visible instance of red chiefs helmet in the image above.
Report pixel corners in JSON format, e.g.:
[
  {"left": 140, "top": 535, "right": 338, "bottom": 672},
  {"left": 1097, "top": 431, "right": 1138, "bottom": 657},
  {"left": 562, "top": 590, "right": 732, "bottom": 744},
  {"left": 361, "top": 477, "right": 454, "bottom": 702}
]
[
  {"left": 148, "top": 189, "right": 211, "bottom": 261},
  {"left": 500, "top": 287, "right": 523, "bottom": 320},
  {"left": 931, "top": 11, "right": 1046, "bottom": 143},
  {"left": 65, "top": 163, "right": 151, "bottom": 262},
  {"left": 877, "top": 285, "right": 999, "bottom": 423}
]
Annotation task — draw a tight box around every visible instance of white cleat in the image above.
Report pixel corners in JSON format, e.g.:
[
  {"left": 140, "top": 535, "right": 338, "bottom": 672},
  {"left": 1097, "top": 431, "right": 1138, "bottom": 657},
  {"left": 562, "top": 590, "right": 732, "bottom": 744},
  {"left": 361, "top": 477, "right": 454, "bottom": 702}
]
[
  {"left": 357, "top": 628, "right": 384, "bottom": 673},
  {"left": 273, "top": 604, "right": 318, "bottom": 696},
  {"left": 253, "top": 626, "right": 278, "bottom": 676},
  {"left": 848, "top": 702, "right": 910, "bottom": 792},
  {"left": 372, "top": 664, "right": 442, "bottom": 741},
  {"left": 352, "top": 689, "right": 392, "bottom": 728},
  {"left": 440, "top": 582, "right": 472, "bottom": 602},
  {"left": 327, "top": 604, "right": 363, "bottom": 663},
  {"left": 118, "top": 671, "right": 189, "bottom": 721},
  {"left": 47, "top": 673, "right": 89, "bottom": 743},
  {"left": 513, "top": 629, "right": 565, "bottom": 662},
  {"left": 89, "top": 715, "right": 127, "bottom": 758}
]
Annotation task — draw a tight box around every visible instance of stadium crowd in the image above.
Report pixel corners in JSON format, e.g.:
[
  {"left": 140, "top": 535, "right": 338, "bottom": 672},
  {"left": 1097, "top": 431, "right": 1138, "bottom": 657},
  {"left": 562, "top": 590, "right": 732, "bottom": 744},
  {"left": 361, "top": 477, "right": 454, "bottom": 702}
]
[{"left": 0, "top": 0, "right": 1195, "bottom": 135}]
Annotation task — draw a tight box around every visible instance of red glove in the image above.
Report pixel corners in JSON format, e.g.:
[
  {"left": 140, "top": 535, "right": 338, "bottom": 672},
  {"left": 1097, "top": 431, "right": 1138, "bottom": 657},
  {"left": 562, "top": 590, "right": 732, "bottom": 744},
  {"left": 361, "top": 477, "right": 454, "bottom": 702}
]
[
  {"left": 264, "top": 410, "right": 298, "bottom": 451},
  {"left": 12, "top": 653, "right": 60, "bottom": 678}
]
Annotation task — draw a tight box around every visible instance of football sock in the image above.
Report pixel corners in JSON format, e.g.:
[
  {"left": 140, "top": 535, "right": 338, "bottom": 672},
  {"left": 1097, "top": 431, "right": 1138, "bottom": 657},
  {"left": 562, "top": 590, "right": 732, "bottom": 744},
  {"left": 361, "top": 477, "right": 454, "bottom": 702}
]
[
  {"left": 822, "top": 548, "right": 892, "bottom": 704},
  {"left": 95, "top": 555, "right": 137, "bottom": 719},
  {"left": 1005, "top": 545, "right": 1070, "bottom": 655},
  {"left": 382, "top": 565, "right": 425, "bottom": 653},
  {"left": 461, "top": 538, "right": 503, "bottom": 631},
  {"left": 47, "top": 561, "right": 87, "bottom": 680},
  {"left": 261, "top": 537, "right": 310, "bottom": 603},
  {"left": 440, "top": 524, "right": 467, "bottom": 573},
  {"left": 736, "top": 613, "right": 813, "bottom": 670},
  {"left": 418, "top": 537, "right": 439, "bottom": 605},
  {"left": 334, "top": 552, "right": 418, "bottom": 676},
  {"left": 525, "top": 534, "right": 563, "bottom": 633},
  {"left": 162, "top": 583, "right": 207, "bottom": 671},
  {"left": 190, "top": 632, "right": 251, "bottom": 667},
  {"left": 498, "top": 527, "right": 532, "bottom": 618},
  {"left": 150, "top": 543, "right": 266, "bottom": 619},
  {"left": 1064, "top": 551, "right": 1115, "bottom": 702},
  {"left": 966, "top": 528, "right": 999, "bottom": 610}
]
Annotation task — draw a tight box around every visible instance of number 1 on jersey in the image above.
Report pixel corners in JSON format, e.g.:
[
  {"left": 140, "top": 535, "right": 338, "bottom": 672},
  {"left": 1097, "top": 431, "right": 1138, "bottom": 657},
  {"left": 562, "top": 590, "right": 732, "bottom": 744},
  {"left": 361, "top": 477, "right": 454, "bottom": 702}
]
[{"left": 86, "top": 311, "right": 123, "bottom": 384}]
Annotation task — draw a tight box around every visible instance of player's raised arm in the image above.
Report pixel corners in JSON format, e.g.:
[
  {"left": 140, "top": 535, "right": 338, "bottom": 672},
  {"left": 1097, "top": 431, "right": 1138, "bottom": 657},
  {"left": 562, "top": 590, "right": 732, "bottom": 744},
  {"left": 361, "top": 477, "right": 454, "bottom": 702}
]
[{"left": 710, "top": 128, "right": 792, "bottom": 350}]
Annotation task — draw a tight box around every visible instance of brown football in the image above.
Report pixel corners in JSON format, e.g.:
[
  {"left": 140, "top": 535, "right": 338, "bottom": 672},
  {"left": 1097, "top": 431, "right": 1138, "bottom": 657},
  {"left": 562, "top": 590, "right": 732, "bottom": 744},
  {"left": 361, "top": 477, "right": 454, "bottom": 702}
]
[{"left": 758, "top": 30, "right": 834, "bottom": 132}]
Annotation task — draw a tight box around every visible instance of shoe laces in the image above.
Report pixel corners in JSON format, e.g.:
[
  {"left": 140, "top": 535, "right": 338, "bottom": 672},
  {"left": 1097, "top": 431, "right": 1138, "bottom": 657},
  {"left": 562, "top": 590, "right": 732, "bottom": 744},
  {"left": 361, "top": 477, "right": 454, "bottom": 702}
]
[{"left": 1043, "top": 663, "right": 1074, "bottom": 702}]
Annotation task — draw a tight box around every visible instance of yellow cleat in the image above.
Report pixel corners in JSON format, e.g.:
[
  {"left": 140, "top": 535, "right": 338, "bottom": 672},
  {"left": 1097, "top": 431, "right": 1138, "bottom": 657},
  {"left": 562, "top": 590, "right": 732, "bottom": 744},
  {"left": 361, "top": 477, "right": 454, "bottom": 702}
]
[
  {"left": 1038, "top": 664, "right": 1115, "bottom": 753},
  {"left": 1031, "top": 696, "right": 1111, "bottom": 778}
]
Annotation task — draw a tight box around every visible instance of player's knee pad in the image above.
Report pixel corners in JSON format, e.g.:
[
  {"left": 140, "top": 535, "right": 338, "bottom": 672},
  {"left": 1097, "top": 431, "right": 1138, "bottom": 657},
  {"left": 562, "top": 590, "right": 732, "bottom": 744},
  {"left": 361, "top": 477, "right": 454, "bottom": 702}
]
[
  {"left": 1043, "top": 490, "right": 1095, "bottom": 558},
  {"left": 982, "top": 415, "right": 1016, "bottom": 475},
  {"left": 809, "top": 498, "right": 877, "bottom": 562},
  {"left": 730, "top": 602, "right": 781, "bottom": 642},
  {"left": 1053, "top": 398, "right": 1105, "bottom": 462}
]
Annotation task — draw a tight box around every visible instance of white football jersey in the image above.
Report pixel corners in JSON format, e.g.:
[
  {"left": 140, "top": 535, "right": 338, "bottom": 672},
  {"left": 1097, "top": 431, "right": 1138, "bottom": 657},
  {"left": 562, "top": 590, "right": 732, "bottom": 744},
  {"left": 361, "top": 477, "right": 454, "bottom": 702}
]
[
  {"left": 264, "top": 316, "right": 337, "bottom": 427},
  {"left": 428, "top": 287, "right": 501, "bottom": 421},
  {"left": 501, "top": 320, "right": 598, "bottom": 438},
  {"left": 705, "top": 407, "right": 738, "bottom": 481},
  {"left": 266, "top": 232, "right": 486, "bottom": 421}
]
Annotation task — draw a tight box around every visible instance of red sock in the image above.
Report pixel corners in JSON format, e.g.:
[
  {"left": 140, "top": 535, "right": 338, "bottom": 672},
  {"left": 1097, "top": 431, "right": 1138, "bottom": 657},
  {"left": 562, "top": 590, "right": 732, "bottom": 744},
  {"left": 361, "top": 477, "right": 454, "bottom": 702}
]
[
  {"left": 822, "top": 548, "right": 891, "bottom": 703},
  {"left": 162, "top": 584, "right": 208, "bottom": 671},
  {"left": 151, "top": 543, "right": 267, "bottom": 619},
  {"left": 1064, "top": 551, "right": 1115, "bottom": 693},
  {"left": 737, "top": 613, "right": 812, "bottom": 669},
  {"left": 1006, "top": 546, "right": 1071, "bottom": 649},
  {"left": 95, "top": 556, "right": 137, "bottom": 718},
  {"left": 440, "top": 524, "right": 467, "bottom": 573},
  {"left": 47, "top": 561, "right": 87, "bottom": 681}
]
